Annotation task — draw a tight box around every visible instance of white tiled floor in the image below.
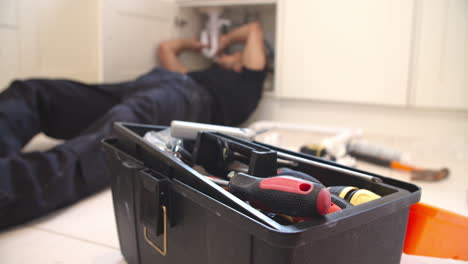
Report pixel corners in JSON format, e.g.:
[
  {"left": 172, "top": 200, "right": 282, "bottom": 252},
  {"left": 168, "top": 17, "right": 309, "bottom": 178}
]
[
  {"left": 0, "top": 225, "right": 123, "bottom": 264},
  {"left": 31, "top": 190, "right": 120, "bottom": 249},
  {"left": 1, "top": 130, "right": 467, "bottom": 263}
]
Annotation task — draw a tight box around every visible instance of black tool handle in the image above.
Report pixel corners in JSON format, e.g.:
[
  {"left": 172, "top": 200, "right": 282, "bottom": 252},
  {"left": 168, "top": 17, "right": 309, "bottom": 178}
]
[{"left": 276, "top": 168, "right": 323, "bottom": 185}]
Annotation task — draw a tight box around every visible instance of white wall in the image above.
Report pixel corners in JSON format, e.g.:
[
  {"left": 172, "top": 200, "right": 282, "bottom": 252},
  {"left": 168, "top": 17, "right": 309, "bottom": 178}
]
[{"left": 0, "top": 0, "right": 99, "bottom": 91}]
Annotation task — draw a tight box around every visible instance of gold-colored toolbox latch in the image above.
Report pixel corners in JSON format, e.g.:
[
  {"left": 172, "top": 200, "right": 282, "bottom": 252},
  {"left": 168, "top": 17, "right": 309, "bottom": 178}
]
[{"left": 143, "top": 205, "right": 168, "bottom": 256}]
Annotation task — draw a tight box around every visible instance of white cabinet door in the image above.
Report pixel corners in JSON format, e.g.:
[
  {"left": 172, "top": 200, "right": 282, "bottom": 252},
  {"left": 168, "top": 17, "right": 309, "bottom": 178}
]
[
  {"left": 411, "top": 0, "right": 468, "bottom": 110},
  {"left": 101, "top": 0, "right": 177, "bottom": 82},
  {"left": 1, "top": 0, "right": 100, "bottom": 86},
  {"left": 277, "top": 0, "right": 414, "bottom": 106},
  {"left": 35, "top": 0, "right": 100, "bottom": 82},
  {"left": 176, "top": 0, "right": 277, "bottom": 7},
  {"left": 0, "top": 0, "right": 19, "bottom": 90}
]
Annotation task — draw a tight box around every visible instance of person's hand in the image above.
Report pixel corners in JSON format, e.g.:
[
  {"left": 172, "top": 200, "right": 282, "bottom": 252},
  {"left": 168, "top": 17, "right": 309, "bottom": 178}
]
[
  {"left": 216, "top": 35, "right": 229, "bottom": 55},
  {"left": 192, "top": 39, "right": 207, "bottom": 52},
  {"left": 188, "top": 39, "right": 205, "bottom": 52}
]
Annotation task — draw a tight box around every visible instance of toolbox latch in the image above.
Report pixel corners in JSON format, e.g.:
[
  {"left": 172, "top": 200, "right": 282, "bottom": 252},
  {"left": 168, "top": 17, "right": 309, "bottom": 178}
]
[
  {"left": 143, "top": 206, "right": 167, "bottom": 256},
  {"left": 139, "top": 170, "right": 169, "bottom": 256}
]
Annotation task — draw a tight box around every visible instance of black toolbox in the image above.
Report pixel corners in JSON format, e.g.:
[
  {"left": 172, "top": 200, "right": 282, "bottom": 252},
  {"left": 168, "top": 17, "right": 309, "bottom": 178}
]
[{"left": 102, "top": 122, "right": 421, "bottom": 264}]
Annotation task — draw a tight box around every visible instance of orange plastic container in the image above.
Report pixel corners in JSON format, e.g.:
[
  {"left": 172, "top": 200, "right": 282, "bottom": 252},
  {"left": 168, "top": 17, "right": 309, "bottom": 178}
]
[{"left": 403, "top": 203, "right": 468, "bottom": 261}]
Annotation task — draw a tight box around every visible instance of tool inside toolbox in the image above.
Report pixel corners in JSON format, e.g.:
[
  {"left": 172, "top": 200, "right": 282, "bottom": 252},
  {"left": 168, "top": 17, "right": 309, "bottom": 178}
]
[
  {"left": 190, "top": 132, "right": 401, "bottom": 223},
  {"left": 113, "top": 122, "right": 405, "bottom": 228}
]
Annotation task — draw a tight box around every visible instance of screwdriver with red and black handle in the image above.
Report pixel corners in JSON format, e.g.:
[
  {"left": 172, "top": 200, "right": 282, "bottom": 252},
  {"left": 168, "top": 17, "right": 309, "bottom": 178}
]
[{"left": 220, "top": 172, "right": 331, "bottom": 217}]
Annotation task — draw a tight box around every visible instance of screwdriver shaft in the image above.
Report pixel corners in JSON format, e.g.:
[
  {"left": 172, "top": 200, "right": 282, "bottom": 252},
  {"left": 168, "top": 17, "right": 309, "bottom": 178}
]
[
  {"left": 276, "top": 151, "right": 382, "bottom": 183},
  {"left": 208, "top": 177, "right": 229, "bottom": 187}
]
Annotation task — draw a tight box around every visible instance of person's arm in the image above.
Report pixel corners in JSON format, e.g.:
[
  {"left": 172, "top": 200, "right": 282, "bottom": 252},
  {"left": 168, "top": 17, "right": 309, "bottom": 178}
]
[
  {"left": 157, "top": 38, "right": 203, "bottom": 74},
  {"left": 218, "top": 22, "right": 266, "bottom": 70}
]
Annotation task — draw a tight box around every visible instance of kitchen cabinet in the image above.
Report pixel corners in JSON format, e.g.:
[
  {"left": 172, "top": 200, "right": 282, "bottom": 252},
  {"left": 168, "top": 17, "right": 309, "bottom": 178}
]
[
  {"left": 101, "top": 0, "right": 178, "bottom": 82},
  {"left": 277, "top": 0, "right": 414, "bottom": 106},
  {"left": 176, "top": 0, "right": 276, "bottom": 7},
  {"left": 411, "top": 0, "right": 468, "bottom": 110},
  {"left": 2, "top": 0, "right": 465, "bottom": 111},
  {"left": 1, "top": 0, "right": 100, "bottom": 88},
  {"left": 100, "top": 0, "right": 466, "bottom": 111},
  {"left": 101, "top": 0, "right": 415, "bottom": 106}
]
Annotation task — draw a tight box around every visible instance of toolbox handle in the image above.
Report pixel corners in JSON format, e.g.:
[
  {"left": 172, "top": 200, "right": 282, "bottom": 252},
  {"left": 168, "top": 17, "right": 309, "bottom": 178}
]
[{"left": 143, "top": 205, "right": 168, "bottom": 257}]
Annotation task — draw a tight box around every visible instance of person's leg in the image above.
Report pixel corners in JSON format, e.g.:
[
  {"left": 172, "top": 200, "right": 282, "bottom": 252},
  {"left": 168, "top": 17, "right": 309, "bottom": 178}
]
[
  {"left": 0, "top": 80, "right": 213, "bottom": 230},
  {"left": 0, "top": 79, "right": 121, "bottom": 156},
  {"left": 0, "top": 101, "right": 147, "bottom": 229},
  {"left": 0, "top": 67, "right": 188, "bottom": 156}
]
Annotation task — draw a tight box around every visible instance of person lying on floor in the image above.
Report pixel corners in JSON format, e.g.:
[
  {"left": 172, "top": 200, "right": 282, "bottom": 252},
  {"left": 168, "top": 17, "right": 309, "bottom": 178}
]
[{"left": 0, "top": 22, "right": 266, "bottom": 230}]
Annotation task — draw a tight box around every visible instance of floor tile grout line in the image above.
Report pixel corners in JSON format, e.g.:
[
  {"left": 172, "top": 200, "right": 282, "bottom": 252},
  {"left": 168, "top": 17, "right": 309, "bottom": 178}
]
[{"left": 31, "top": 226, "right": 119, "bottom": 250}]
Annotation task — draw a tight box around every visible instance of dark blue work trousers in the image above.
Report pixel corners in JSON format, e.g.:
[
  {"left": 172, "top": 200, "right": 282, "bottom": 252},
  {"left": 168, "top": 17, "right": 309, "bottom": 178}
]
[{"left": 0, "top": 68, "right": 213, "bottom": 230}]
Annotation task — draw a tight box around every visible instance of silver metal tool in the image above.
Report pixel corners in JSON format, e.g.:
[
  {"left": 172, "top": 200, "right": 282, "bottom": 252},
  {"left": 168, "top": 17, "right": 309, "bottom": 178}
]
[{"left": 276, "top": 151, "right": 383, "bottom": 183}]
